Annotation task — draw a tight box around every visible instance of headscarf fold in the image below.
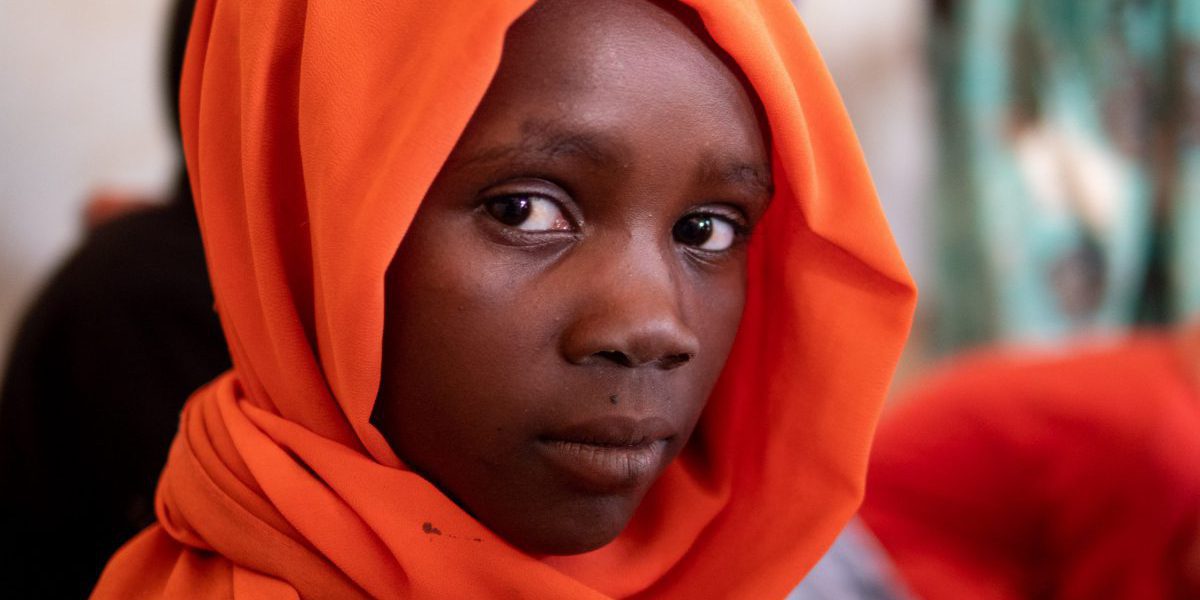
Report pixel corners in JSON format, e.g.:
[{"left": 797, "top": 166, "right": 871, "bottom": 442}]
[{"left": 93, "top": 1, "right": 916, "bottom": 597}]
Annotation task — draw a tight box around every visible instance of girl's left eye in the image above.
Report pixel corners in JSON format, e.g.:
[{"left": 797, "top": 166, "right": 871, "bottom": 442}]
[
  {"left": 673, "top": 213, "right": 738, "bottom": 251},
  {"left": 485, "top": 195, "right": 573, "bottom": 232}
]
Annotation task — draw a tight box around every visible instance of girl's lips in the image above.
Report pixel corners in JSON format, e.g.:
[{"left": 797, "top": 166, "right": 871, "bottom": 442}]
[{"left": 537, "top": 416, "right": 675, "bottom": 492}]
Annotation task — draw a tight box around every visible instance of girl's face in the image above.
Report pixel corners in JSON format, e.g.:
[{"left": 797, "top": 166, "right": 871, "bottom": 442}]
[{"left": 374, "top": 0, "right": 771, "bottom": 555}]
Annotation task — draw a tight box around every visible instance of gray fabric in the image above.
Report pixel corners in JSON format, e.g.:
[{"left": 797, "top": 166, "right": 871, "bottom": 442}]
[{"left": 788, "top": 519, "right": 914, "bottom": 600}]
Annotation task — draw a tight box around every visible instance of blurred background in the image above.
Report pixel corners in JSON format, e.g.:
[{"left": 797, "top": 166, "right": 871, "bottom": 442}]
[
  {"left": 803, "top": 0, "right": 1199, "bottom": 379},
  {"left": 5, "top": 0, "right": 1195, "bottom": 375},
  {"left": 1, "top": 0, "right": 1198, "bottom": 598},
  {"left": 851, "top": 0, "right": 1195, "bottom": 365},
  {"left": 0, "top": 0, "right": 179, "bottom": 371}
]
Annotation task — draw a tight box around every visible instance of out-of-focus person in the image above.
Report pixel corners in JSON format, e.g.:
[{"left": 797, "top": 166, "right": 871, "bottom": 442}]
[
  {"left": 931, "top": 0, "right": 1200, "bottom": 352},
  {"left": 0, "top": 1, "right": 230, "bottom": 597},
  {"left": 861, "top": 322, "right": 1200, "bottom": 599}
]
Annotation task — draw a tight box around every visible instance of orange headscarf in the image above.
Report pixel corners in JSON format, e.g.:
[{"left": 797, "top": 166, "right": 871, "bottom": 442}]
[{"left": 92, "top": 1, "right": 915, "bottom": 598}]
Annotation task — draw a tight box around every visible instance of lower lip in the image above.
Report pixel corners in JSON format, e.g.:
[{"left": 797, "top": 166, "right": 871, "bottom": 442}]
[{"left": 536, "top": 438, "right": 668, "bottom": 492}]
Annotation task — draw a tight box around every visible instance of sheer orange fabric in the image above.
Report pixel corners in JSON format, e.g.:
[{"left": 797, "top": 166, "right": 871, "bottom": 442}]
[{"left": 91, "top": 1, "right": 915, "bottom": 597}]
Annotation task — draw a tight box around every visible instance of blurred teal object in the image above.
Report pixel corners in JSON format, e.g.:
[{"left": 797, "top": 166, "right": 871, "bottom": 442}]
[
  {"left": 933, "top": 0, "right": 1200, "bottom": 352},
  {"left": 1170, "top": 2, "right": 1200, "bottom": 317}
]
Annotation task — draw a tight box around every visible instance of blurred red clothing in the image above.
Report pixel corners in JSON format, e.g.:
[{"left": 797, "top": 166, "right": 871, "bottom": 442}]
[{"left": 862, "top": 330, "right": 1200, "bottom": 600}]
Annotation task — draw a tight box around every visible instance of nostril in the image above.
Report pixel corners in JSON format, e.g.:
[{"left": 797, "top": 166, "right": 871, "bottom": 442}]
[
  {"left": 659, "top": 353, "right": 693, "bottom": 370},
  {"left": 595, "top": 350, "right": 634, "bottom": 367},
  {"left": 592, "top": 350, "right": 693, "bottom": 369}
]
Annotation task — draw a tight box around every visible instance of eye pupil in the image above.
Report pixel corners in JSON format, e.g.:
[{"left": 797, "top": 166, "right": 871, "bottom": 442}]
[
  {"left": 487, "top": 197, "right": 532, "bottom": 226},
  {"left": 673, "top": 215, "right": 713, "bottom": 246}
]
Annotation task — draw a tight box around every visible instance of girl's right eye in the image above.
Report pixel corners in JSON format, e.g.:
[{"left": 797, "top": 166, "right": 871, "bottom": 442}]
[{"left": 485, "top": 195, "right": 573, "bottom": 232}]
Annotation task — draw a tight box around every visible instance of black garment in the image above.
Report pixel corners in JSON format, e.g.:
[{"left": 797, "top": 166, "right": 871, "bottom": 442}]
[{"left": 0, "top": 195, "right": 229, "bottom": 598}]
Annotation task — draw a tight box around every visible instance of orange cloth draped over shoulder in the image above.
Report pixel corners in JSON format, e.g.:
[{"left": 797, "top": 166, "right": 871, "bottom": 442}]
[{"left": 91, "top": 1, "right": 915, "bottom": 598}]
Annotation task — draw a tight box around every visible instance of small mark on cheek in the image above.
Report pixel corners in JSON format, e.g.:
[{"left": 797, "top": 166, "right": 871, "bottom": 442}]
[{"left": 609, "top": 394, "right": 619, "bottom": 405}]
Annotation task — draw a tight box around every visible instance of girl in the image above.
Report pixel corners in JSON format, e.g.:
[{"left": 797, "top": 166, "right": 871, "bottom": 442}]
[{"left": 93, "top": 0, "right": 915, "bottom": 597}]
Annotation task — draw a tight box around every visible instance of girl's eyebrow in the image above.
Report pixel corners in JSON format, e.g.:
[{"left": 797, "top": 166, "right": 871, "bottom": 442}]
[
  {"left": 453, "top": 118, "right": 632, "bottom": 170},
  {"left": 695, "top": 155, "right": 774, "bottom": 200},
  {"left": 454, "top": 118, "right": 773, "bottom": 200}
]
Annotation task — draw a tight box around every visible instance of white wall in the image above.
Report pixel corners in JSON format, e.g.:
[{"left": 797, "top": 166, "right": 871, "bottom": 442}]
[{"left": 0, "top": 0, "right": 176, "bottom": 367}]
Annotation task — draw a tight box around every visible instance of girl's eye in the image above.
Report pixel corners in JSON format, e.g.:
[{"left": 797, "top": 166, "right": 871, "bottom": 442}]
[
  {"left": 673, "top": 213, "right": 738, "bottom": 251},
  {"left": 485, "top": 195, "right": 572, "bottom": 232}
]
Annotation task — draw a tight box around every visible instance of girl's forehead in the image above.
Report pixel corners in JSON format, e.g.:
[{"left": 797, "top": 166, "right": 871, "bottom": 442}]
[
  {"left": 466, "top": 0, "right": 770, "bottom": 165},
  {"left": 502, "top": 0, "right": 748, "bottom": 102}
]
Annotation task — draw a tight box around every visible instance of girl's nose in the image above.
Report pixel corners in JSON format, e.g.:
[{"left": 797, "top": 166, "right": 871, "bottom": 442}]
[{"left": 559, "top": 248, "right": 700, "bottom": 371}]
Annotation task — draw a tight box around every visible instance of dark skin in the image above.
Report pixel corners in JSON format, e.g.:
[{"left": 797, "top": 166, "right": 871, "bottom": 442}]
[{"left": 373, "top": 0, "right": 772, "bottom": 555}]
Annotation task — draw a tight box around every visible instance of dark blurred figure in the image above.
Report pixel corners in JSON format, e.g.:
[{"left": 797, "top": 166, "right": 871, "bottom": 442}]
[
  {"left": 862, "top": 323, "right": 1200, "bottom": 599},
  {"left": 0, "top": 1, "right": 230, "bottom": 597}
]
